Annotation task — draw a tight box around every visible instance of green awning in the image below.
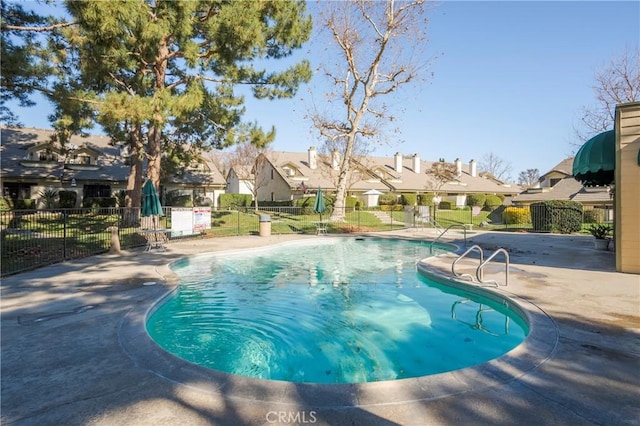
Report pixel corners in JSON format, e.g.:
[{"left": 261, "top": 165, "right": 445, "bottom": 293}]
[{"left": 572, "top": 130, "right": 615, "bottom": 186}]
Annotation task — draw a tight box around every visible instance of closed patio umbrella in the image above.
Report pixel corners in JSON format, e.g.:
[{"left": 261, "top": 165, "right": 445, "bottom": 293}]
[
  {"left": 313, "top": 188, "right": 327, "bottom": 221},
  {"left": 141, "top": 178, "right": 164, "bottom": 229}
]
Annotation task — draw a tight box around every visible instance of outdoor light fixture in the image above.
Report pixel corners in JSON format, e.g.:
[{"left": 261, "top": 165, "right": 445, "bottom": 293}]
[{"left": 71, "top": 178, "right": 77, "bottom": 187}]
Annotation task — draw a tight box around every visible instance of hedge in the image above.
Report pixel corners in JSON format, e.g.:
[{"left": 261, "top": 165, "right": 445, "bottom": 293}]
[
  {"left": 219, "top": 193, "right": 252, "bottom": 209},
  {"left": 502, "top": 206, "right": 531, "bottom": 225},
  {"left": 583, "top": 208, "right": 605, "bottom": 224},
  {"left": 530, "top": 200, "right": 583, "bottom": 233},
  {"left": 345, "top": 196, "right": 360, "bottom": 209},
  {"left": 417, "top": 193, "right": 437, "bottom": 206},
  {"left": 400, "top": 193, "right": 417, "bottom": 206},
  {"left": 484, "top": 195, "right": 502, "bottom": 210},
  {"left": 380, "top": 204, "right": 404, "bottom": 211},
  {"left": 378, "top": 194, "right": 398, "bottom": 206},
  {"left": 466, "top": 193, "right": 486, "bottom": 207}
]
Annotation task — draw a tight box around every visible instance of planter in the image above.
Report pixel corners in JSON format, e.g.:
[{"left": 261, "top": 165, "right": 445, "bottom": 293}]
[{"left": 593, "top": 238, "right": 610, "bottom": 250}]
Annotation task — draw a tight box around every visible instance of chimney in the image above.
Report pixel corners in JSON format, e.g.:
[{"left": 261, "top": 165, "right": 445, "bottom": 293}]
[
  {"left": 331, "top": 149, "right": 340, "bottom": 171},
  {"left": 308, "top": 146, "right": 317, "bottom": 170},
  {"left": 469, "top": 159, "right": 477, "bottom": 177},
  {"left": 394, "top": 152, "right": 403, "bottom": 174},
  {"left": 455, "top": 158, "right": 462, "bottom": 177},
  {"left": 413, "top": 154, "right": 420, "bottom": 174}
]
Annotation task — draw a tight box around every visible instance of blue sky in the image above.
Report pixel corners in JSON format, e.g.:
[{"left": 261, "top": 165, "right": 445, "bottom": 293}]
[{"left": 6, "top": 1, "right": 639, "bottom": 181}]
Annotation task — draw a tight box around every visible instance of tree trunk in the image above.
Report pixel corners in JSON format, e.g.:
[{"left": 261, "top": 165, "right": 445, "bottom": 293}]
[
  {"left": 147, "top": 124, "right": 162, "bottom": 189},
  {"left": 146, "top": 37, "right": 169, "bottom": 190},
  {"left": 123, "top": 125, "right": 143, "bottom": 227},
  {"left": 331, "top": 168, "right": 350, "bottom": 222}
]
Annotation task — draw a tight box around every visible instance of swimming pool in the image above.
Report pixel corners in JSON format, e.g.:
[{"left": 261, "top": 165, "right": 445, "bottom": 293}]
[{"left": 147, "top": 237, "right": 528, "bottom": 384}]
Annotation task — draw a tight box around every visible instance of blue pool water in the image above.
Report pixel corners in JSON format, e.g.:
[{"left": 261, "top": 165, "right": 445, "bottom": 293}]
[{"left": 147, "top": 237, "right": 528, "bottom": 384}]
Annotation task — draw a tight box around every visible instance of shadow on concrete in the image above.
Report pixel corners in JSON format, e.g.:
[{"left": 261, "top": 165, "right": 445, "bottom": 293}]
[{"left": 451, "top": 232, "right": 616, "bottom": 272}]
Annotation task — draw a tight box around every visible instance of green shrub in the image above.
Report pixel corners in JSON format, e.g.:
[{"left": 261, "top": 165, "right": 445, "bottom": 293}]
[
  {"left": 380, "top": 204, "right": 403, "bottom": 211},
  {"left": 219, "top": 193, "right": 252, "bottom": 209},
  {"left": 378, "top": 194, "right": 398, "bottom": 206},
  {"left": 466, "top": 193, "right": 486, "bottom": 207},
  {"left": 38, "top": 188, "right": 58, "bottom": 209},
  {"left": 588, "top": 223, "right": 612, "bottom": 239},
  {"left": 165, "top": 190, "right": 193, "bottom": 207},
  {"left": 530, "top": 200, "right": 583, "bottom": 233},
  {"left": 345, "top": 196, "right": 360, "bottom": 209},
  {"left": 484, "top": 195, "right": 502, "bottom": 210},
  {"left": 583, "top": 208, "right": 605, "bottom": 224},
  {"left": 294, "top": 197, "right": 313, "bottom": 207},
  {"left": 400, "top": 193, "right": 417, "bottom": 206},
  {"left": 59, "top": 191, "right": 77, "bottom": 208},
  {"left": 294, "top": 197, "right": 314, "bottom": 214},
  {"left": 502, "top": 206, "right": 531, "bottom": 224},
  {"left": 0, "top": 197, "right": 14, "bottom": 210},
  {"left": 172, "top": 196, "right": 193, "bottom": 207},
  {"left": 15, "top": 199, "right": 35, "bottom": 210},
  {"left": 417, "top": 193, "right": 436, "bottom": 206}
]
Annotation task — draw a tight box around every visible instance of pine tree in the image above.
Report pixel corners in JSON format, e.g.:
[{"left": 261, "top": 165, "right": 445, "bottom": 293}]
[{"left": 49, "top": 0, "right": 312, "bottom": 208}]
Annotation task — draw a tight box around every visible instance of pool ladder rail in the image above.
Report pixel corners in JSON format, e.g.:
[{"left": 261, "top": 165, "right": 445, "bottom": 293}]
[
  {"left": 451, "top": 244, "right": 510, "bottom": 287},
  {"left": 429, "top": 224, "right": 468, "bottom": 254}
]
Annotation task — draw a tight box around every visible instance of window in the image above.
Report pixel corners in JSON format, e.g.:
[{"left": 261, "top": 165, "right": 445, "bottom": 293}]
[
  {"left": 39, "top": 150, "right": 57, "bottom": 161},
  {"left": 3, "top": 182, "right": 34, "bottom": 201},
  {"left": 83, "top": 184, "right": 111, "bottom": 198},
  {"left": 271, "top": 169, "right": 274, "bottom": 179},
  {"left": 549, "top": 178, "right": 561, "bottom": 187}
]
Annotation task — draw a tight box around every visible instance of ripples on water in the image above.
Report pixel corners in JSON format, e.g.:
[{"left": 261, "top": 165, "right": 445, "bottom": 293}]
[{"left": 147, "top": 238, "right": 528, "bottom": 383}]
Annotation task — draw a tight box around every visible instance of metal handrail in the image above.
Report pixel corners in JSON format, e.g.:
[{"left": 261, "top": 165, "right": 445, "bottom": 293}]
[
  {"left": 476, "top": 248, "right": 510, "bottom": 287},
  {"left": 451, "top": 244, "right": 484, "bottom": 281},
  {"left": 429, "top": 224, "right": 468, "bottom": 253}
]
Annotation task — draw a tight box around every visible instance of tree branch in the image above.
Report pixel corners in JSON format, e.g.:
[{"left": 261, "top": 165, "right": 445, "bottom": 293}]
[{"left": 1, "top": 21, "right": 76, "bottom": 32}]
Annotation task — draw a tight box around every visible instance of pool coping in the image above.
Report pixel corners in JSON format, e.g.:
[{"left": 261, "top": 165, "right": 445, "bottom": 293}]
[{"left": 118, "top": 236, "right": 559, "bottom": 408}]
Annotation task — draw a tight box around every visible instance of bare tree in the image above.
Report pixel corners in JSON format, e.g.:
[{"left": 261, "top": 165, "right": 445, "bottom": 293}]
[
  {"left": 311, "top": 0, "right": 433, "bottom": 221},
  {"left": 577, "top": 48, "right": 640, "bottom": 141},
  {"left": 479, "top": 153, "right": 512, "bottom": 182},
  {"left": 518, "top": 168, "right": 540, "bottom": 188},
  {"left": 317, "top": 139, "right": 372, "bottom": 198},
  {"left": 425, "top": 160, "right": 457, "bottom": 195}
]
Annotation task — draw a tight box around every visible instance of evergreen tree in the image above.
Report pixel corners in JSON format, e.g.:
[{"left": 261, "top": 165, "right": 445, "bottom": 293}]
[{"left": 49, "top": 0, "right": 312, "bottom": 208}]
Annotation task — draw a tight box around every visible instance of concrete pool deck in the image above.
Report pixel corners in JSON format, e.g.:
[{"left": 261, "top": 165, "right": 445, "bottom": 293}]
[{"left": 1, "top": 230, "right": 639, "bottom": 425}]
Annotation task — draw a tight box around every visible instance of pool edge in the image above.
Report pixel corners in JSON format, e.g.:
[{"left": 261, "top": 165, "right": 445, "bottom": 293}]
[{"left": 118, "top": 237, "right": 559, "bottom": 408}]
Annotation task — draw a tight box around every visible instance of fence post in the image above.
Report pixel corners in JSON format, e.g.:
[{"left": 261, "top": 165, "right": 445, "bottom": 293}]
[{"left": 63, "top": 210, "right": 68, "bottom": 259}]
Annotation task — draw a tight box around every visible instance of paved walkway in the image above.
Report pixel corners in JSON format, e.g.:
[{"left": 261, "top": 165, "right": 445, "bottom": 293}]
[{"left": 1, "top": 230, "right": 638, "bottom": 425}]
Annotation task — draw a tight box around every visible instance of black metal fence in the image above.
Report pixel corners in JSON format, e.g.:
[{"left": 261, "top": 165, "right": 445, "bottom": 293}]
[
  {"left": 0, "top": 206, "right": 406, "bottom": 276},
  {"left": 0, "top": 203, "right": 612, "bottom": 276}
]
